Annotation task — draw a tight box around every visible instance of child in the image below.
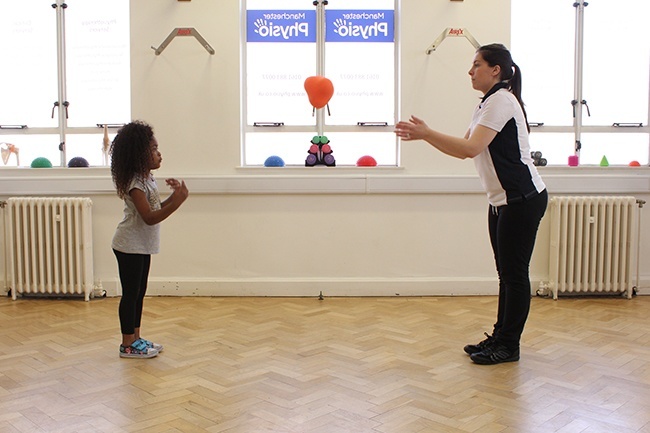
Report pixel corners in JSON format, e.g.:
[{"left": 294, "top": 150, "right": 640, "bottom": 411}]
[{"left": 110, "top": 120, "right": 189, "bottom": 358}]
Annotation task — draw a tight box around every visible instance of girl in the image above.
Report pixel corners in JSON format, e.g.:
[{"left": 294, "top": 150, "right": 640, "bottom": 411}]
[
  {"left": 110, "top": 120, "right": 189, "bottom": 358},
  {"left": 395, "top": 44, "right": 547, "bottom": 365}
]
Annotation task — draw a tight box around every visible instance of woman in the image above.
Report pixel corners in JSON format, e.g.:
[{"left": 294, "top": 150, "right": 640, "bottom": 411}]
[{"left": 395, "top": 43, "right": 547, "bottom": 365}]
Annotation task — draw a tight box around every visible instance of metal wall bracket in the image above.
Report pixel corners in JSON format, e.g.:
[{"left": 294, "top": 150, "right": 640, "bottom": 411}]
[
  {"left": 425, "top": 28, "right": 480, "bottom": 54},
  {"left": 151, "top": 27, "right": 215, "bottom": 55}
]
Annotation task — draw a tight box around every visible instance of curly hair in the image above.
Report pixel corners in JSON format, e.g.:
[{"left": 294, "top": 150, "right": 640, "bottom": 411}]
[{"left": 110, "top": 120, "right": 155, "bottom": 199}]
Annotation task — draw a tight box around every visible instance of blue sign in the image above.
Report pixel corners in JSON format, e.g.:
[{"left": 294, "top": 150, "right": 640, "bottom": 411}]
[
  {"left": 247, "top": 10, "right": 317, "bottom": 42},
  {"left": 325, "top": 10, "right": 394, "bottom": 42}
]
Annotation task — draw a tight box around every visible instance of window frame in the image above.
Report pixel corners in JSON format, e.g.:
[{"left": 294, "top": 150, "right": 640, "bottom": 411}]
[
  {"left": 240, "top": 0, "right": 401, "bottom": 167},
  {"left": 511, "top": 0, "right": 650, "bottom": 166},
  {"left": 0, "top": 0, "right": 130, "bottom": 168}
]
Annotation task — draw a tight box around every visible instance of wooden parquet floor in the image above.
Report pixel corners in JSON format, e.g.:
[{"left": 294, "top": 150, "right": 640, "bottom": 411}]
[{"left": 1, "top": 295, "right": 650, "bottom": 433}]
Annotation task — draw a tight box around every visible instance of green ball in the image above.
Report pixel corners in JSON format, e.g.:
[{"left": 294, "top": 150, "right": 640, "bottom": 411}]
[{"left": 31, "top": 157, "right": 53, "bottom": 168}]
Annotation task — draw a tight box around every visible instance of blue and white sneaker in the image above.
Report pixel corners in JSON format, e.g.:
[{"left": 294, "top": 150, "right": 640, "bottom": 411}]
[
  {"left": 120, "top": 339, "right": 159, "bottom": 359},
  {"left": 138, "top": 338, "right": 163, "bottom": 353}
]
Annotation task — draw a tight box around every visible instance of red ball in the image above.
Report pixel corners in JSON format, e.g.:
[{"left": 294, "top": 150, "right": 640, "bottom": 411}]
[
  {"left": 356, "top": 155, "right": 377, "bottom": 167},
  {"left": 629, "top": 160, "right": 641, "bottom": 167}
]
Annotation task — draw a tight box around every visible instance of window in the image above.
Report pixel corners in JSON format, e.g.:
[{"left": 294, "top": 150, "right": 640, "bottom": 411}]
[
  {"left": 242, "top": 0, "right": 398, "bottom": 167},
  {"left": 511, "top": 0, "right": 649, "bottom": 166},
  {"left": 0, "top": 0, "right": 130, "bottom": 168}
]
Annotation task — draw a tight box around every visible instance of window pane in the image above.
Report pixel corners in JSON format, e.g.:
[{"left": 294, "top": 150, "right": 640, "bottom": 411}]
[
  {"left": 580, "top": 133, "right": 649, "bottom": 166},
  {"left": 324, "top": 0, "right": 395, "bottom": 126},
  {"left": 245, "top": 1, "right": 317, "bottom": 126},
  {"left": 527, "top": 133, "right": 649, "bottom": 166},
  {"left": 582, "top": 0, "right": 650, "bottom": 126},
  {"left": 511, "top": 0, "right": 574, "bottom": 126},
  {"left": 323, "top": 132, "right": 397, "bottom": 165},
  {"left": 245, "top": 132, "right": 317, "bottom": 166},
  {"left": 64, "top": 0, "right": 131, "bottom": 127},
  {"left": 245, "top": 132, "right": 396, "bottom": 166},
  {"left": 528, "top": 132, "right": 575, "bottom": 166},
  {"left": 66, "top": 133, "right": 117, "bottom": 167},
  {"left": 0, "top": 1, "right": 58, "bottom": 127},
  {"left": 243, "top": 0, "right": 398, "bottom": 167},
  {"left": 0, "top": 135, "right": 61, "bottom": 167}
]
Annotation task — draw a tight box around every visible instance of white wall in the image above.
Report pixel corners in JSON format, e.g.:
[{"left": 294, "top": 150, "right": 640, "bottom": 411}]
[{"left": 1, "top": 0, "right": 649, "bottom": 298}]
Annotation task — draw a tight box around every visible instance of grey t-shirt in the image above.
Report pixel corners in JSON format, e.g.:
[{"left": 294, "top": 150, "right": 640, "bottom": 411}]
[{"left": 111, "top": 174, "right": 162, "bottom": 255}]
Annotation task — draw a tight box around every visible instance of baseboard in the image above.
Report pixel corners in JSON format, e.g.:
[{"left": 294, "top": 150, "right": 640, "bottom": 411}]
[
  {"left": 5, "top": 276, "right": 648, "bottom": 299},
  {"left": 101, "top": 277, "right": 503, "bottom": 297},
  {"left": 95, "top": 275, "right": 650, "bottom": 298}
]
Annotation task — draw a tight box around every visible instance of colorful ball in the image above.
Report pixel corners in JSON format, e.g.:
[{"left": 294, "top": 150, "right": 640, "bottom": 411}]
[
  {"left": 31, "top": 157, "right": 53, "bottom": 168},
  {"left": 323, "top": 154, "right": 336, "bottom": 166},
  {"left": 264, "top": 155, "right": 285, "bottom": 167},
  {"left": 356, "top": 155, "right": 377, "bottom": 167},
  {"left": 305, "top": 154, "right": 317, "bottom": 166},
  {"left": 629, "top": 160, "right": 641, "bottom": 167},
  {"left": 68, "top": 156, "right": 90, "bottom": 168}
]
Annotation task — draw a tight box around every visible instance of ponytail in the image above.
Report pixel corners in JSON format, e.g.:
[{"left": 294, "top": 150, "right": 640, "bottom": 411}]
[{"left": 509, "top": 63, "right": 529, "bottom": 132}]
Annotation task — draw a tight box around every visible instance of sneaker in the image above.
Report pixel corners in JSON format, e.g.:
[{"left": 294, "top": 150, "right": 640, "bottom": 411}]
[
  {"left": 470, "top": 343, "right": 519, "bottom": 365},
  {"left": 120, "top": 339, "right": 159, "bottom": 359},
  {"left": 138, "top": 338, "right": 163, "bottom": 353},
  {"left": 463, "top": 332, "right": 495, "bottom": 355}
]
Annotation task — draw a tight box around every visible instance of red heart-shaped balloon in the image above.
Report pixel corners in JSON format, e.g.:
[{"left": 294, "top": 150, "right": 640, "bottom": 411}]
[{"left": 304, "top": 76, "right": 334, "bottom": 109}]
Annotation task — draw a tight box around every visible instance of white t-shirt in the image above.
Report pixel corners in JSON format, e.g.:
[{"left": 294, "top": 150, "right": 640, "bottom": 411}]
[
  {"left": 470, "top": 86, "right": 546, "bottom": 207},
  {"left": 111, "top": 174, "right": 162, "bottom": 255}
]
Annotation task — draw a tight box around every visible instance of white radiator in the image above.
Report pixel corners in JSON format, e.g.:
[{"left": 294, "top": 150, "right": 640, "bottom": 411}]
[
  {"left": 547, "top": 196, "right": 638, "bottom": 300},
  {"left": 5, "top": 197, "right": 94, "bottom": 301}
]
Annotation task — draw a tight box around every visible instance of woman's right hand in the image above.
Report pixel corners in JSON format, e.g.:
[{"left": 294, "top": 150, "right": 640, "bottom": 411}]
[{"left": 395, "top": 115, "right": 431, "bottom": 141}]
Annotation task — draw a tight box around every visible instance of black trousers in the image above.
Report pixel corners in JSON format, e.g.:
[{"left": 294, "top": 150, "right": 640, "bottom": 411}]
[
  {"left": 113, "top": 249, "right": 151, "bottom": 335},
  {"left": 488, "top": 189, "right": 547, "bottom": 349}
]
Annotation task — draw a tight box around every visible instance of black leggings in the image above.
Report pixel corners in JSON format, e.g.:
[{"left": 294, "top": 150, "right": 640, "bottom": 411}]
[
  {"left": 113, "top": 249, "right": 151, "bottom": 335},
  {"left": 488, "top": 189, "right": 547, "bottom": 349}
]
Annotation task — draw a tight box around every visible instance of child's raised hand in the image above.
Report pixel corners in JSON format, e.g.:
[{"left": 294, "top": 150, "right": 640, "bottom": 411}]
[{"left": 165, "top": 178, "right": 189, "bottom": 202}]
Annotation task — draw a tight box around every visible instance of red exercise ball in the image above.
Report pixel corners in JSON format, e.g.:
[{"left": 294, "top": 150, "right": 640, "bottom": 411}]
[{"left": 356, "top": 155, "right": 377, "bottom": 167}]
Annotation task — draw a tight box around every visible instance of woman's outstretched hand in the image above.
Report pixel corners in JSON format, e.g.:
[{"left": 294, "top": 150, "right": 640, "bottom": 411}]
[{"left": 395, "top": 115, "right": 430, "bottom": 141}]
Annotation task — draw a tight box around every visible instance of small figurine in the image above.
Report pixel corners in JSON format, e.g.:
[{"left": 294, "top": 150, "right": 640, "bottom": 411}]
[
  {"left": 1, "top": 142, "right": 20, "bottom": 166},
  {"left": 102, "top": 125, "right": 110, "bottom": 166}
]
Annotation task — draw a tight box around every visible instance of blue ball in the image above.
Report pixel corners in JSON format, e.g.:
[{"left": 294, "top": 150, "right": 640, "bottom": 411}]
[{"left": 264, "top": 155, "right": 285, "bottom": 167}]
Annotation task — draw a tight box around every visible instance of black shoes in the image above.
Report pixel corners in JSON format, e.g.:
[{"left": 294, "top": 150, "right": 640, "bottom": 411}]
[
  {"left": 463, "top": 332, "right": 495, "bottom": 355},
  {"left": 465, "top": 333, "right": 520, "bottom": 365},
  {"left": 470, "top": 343, "right": 519, "bottom": 365}
]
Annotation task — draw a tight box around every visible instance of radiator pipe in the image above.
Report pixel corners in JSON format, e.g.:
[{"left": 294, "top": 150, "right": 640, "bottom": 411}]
[
  {"left": 0, "top": 200, "right": 7, "bottom": 296},
  {"left": 635, "top": 199, "right": 646, "bottom": 295}
]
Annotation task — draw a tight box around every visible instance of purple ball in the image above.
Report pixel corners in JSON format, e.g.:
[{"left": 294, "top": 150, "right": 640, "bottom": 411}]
[{"left": 68, "top": 157, "right": 90, "bottom": 168}]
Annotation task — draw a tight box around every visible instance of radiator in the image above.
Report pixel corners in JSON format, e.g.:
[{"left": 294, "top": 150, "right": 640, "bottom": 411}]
[
  {"left": 5, "top": 197, "right": 94, "bottom": 301},
  {"left": 547, "top": 196, "right": 638, "bottom": 300}
]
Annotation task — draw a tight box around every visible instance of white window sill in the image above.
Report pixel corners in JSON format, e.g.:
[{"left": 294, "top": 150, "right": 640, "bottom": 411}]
[{"left": 0, "top": 166, "right": 648, "bottom": 196}]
